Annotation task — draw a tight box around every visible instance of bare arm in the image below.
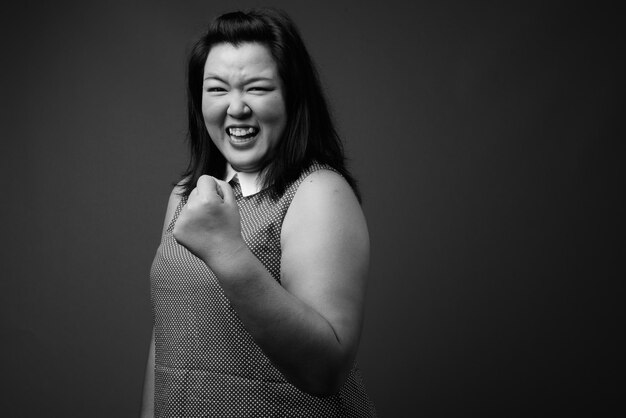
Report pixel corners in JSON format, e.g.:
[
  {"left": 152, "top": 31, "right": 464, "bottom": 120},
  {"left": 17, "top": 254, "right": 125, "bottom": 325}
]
[{"left": 173, "top": 170, "right": 369, "bottom": 395}]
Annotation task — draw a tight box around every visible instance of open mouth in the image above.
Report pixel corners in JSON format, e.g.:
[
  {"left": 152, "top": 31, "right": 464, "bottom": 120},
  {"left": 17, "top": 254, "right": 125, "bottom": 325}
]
[{"left": 226, "top": 126, "right": 259, "bottom": 141}]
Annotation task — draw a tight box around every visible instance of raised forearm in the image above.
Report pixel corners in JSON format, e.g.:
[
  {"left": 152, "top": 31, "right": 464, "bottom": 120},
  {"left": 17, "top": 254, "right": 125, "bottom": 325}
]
[{"left": 204, "top": 244, "right": 350, "bottom": 396}]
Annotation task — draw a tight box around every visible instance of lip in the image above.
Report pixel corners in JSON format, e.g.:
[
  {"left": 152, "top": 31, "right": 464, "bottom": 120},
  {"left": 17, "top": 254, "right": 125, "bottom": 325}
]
[
  {"left": 225, "top": 123, "right": 259, "bottom": 131},
  {"left": 225, "top": 124, "right": 260, "bottom": 148}
]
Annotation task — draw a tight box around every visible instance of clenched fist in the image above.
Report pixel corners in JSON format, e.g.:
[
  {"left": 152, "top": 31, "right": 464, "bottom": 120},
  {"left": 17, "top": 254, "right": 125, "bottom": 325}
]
[{"left": 173, "top": 175, "right": 245, "bottom": 264}]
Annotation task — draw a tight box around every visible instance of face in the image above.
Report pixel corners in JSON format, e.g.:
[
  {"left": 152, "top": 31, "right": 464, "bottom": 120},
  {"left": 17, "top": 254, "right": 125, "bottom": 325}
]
[{"left": 202, "top": 42, "right": 287, "bottom": 173}]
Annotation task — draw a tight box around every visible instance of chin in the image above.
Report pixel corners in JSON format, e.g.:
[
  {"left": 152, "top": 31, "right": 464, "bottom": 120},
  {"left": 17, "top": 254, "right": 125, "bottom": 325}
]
[
  {"left": 228, "top": 157, "right": 264, "bottom": 173},
  {"left": 225, "top": 149, "right": 272, "bottom": 173}
]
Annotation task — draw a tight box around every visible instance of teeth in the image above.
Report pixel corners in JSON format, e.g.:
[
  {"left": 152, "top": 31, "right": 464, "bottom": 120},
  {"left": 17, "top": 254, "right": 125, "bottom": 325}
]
[{"left": 228, "top": 127, "right": 257, "bottom": 137}]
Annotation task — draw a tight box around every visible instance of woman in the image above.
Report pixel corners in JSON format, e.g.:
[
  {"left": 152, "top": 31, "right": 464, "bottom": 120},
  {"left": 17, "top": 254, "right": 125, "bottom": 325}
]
[{"left": 142, "top": 8, "right": 376, "bottom": 417}]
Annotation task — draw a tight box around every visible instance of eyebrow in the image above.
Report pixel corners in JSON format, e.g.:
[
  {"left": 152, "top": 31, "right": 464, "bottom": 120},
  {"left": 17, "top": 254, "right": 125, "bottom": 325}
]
[{"left": 203, "top": 75, "right": 274, "bottom": 83}]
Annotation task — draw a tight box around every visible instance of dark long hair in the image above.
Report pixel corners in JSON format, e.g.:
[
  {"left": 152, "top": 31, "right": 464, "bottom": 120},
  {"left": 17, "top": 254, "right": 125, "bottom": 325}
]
[{"left": 180, "top": 8, "right": 360, "bottom": 201}]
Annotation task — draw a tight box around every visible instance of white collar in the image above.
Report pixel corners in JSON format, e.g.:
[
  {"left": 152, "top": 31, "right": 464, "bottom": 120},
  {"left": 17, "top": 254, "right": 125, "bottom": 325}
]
[{"left": 224, "top": 164, "right": 263, "bottom": 197}]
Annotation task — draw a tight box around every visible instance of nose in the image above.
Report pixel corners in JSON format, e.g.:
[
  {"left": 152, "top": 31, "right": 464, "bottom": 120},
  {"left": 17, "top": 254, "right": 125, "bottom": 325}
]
[{"left": 227, "top": 94, "right": 251, "bottom": 119}]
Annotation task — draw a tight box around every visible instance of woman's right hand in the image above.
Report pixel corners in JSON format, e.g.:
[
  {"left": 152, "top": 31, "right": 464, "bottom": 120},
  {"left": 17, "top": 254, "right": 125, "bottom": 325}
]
[{"left": 172, "top": 175, "right": 245, "bottom": 264}]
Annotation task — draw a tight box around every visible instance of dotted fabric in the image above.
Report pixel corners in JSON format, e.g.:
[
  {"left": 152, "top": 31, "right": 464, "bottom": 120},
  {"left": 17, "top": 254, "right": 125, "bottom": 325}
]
[{"left": 150, "top": 163, "right": 377, "bottom": 417}]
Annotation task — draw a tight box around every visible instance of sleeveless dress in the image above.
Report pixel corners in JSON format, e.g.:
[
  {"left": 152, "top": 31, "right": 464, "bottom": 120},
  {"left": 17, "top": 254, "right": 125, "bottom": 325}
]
[{"left": 150, "top": 163, "right": 377, "bottom": 417}]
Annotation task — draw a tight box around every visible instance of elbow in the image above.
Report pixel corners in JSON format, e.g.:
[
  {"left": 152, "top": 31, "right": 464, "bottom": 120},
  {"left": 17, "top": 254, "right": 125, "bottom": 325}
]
[
  {"left": 292, "top": 360, "right": 350, "bottom": 397},
  {"left": 309, "top": 381, "right": 344, "bottom": 398},
  {"left": 302, "top": 377, "right": 344, "bottom": 397},
  {"left": 298, "top": 378, "right": 345, "bottom": 398},
  {"left": 280, "top": 332, "right": 359, "bottom": 397}
]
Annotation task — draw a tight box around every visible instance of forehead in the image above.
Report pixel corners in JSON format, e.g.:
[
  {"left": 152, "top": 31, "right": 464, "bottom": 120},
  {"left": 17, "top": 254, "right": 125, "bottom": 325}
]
[{"left": 203, "top": 42, "right": 278, "bottom": 78}]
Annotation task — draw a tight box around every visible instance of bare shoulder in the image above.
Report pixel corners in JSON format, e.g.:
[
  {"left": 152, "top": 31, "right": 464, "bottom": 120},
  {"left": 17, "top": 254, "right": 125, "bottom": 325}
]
[
  {"left": 281, "top": 168, "right": 369, "bottom": 266},
  {"left": 161, "top": 180, "right": 186, "bottom": 235},
  {"left": 297, "top": 169, "right": 357, "bottom": 202},
  {"left": 283, "top": 169, "right": 365, "bottom": 236}
]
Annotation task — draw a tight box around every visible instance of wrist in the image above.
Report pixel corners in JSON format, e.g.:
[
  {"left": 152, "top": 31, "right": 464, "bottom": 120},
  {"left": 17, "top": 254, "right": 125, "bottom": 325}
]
[{"left": 201, "top": 236, "right": 248, "bottom": 270}]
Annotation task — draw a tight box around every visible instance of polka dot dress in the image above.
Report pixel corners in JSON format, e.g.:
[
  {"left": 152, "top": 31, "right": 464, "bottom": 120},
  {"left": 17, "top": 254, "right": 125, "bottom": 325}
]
[{"left": 150, "top": 163, "right": 377, "bottom": 417}]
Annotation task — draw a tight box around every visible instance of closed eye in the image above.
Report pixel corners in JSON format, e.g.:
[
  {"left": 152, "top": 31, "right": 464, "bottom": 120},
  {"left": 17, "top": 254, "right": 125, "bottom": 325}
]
[
  {"left": 248, "top": 87, "right": 273, "bottom": 92},
  {"left": 207, "top": 87, "right": 226, "bottom": 93}
]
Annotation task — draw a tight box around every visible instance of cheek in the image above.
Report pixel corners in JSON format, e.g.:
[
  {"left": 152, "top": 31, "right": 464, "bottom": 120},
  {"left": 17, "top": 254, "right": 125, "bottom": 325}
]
[
  {"left": 259, "top": 97, "right": 287, "bottom": 128},
  {"left": 202, "top": 100, "right": 225, "bottom": 126}
]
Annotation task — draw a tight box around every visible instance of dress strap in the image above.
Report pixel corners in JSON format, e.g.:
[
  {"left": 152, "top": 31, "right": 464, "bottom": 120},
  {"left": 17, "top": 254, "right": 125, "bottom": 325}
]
[{"left": 165, "top": 196, "right": 187, "bottom": 234}]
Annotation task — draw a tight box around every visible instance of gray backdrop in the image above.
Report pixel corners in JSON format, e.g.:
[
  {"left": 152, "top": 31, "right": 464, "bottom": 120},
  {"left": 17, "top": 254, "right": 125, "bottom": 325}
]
[{"left": 1, "top": 0, "right": 622, "bottom": 416}]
